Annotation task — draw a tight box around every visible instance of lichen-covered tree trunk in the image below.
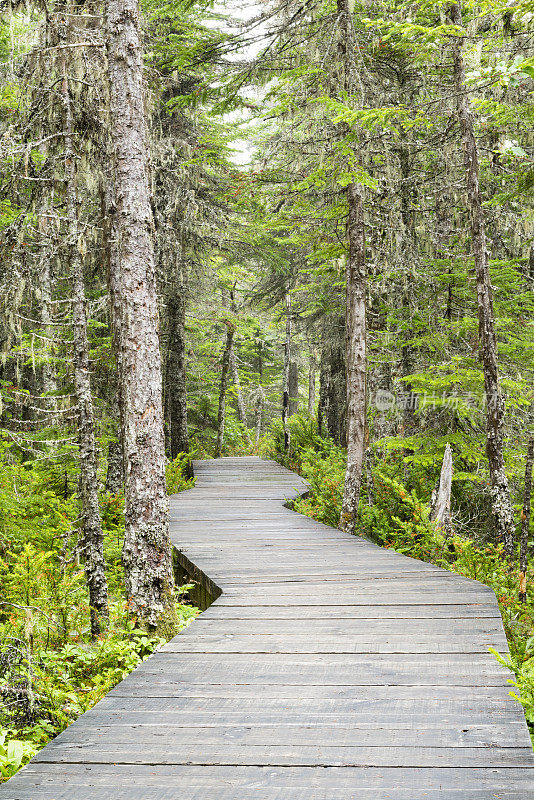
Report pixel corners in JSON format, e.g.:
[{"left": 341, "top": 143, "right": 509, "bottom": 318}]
[
  {"left": 60, "top": 50, "right": 108, "bottom": 637},
  {"left": 282, "top": 290, "right": 292, "bottom": 451},
  {"left": 338, "top": 0, "right": 367, "bottom": 535},
  {"left": 308, "top": 352, "right": 316, "bottom": 417},
  {"left": 519, "top": 436, "right": 534, "bottom": 602},
  {"left": 105, "top": 434, "right": 124, "bottom": 494},
  {"left": 340, "top": 181, "right": 366, "bottom": 534},
  {"left": 215, "top": 321, "right": 235, "bottom": 457},
  {"left": 450, "top": 2, "right": 515, "bottom": 557},
  {"left": 166, "top": 286, "right": 191, "bottom": 468},
  {"left": 289, "top": 360, "right": 299, "bottom": 416},
  {"left": 230, "top": 350, "right": 251, "bottom": 446},
  {"left": 255, "top": 384, "right": 265, "bottom": 445},
  {"left": 105, "top": 0, "right": 174, "bottom": 627}
]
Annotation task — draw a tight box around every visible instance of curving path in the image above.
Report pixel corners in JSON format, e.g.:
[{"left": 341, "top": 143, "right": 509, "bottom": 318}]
[{"left": 2, "top": 456, "right": 534, "bottom": 799}]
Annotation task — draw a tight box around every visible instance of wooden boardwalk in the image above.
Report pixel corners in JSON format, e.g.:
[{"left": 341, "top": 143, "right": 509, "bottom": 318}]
[{"left": 3, "top": 456, "right": 534, "bottom": 799}]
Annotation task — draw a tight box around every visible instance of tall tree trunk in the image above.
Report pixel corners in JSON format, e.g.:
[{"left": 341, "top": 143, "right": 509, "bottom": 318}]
[
  {"left": 450, "top": 2, "right": 515, "bottom": 558},
  {"left": 288, "top": 360, "right": 299, "bottom": 416},
  {"left": 105, "top": 434, "right": 124, "bottom": 494},
  {"left": 308, "top": 351, "right": 316, "bottom": 417},
  {"left": 60, "top": 47, "right": 108, "bottom": 637},
  {"left": 255, "top": 384, "right": 265, "bottom": 445},
  {"left": 318, "top": 345, "right": 330, "bottom": 436},
  {"left": 166, "top": 282, "right": 191, "bottom": 471},
  {"left": 215, "top": 320, "right": 235, "bottom": 457},
  {"left": 519, "top": 436, "right": 534, "bottom": 602},
  {"left": 340, "top": 181, "right": 366, "bottom": 534},
  {"left": 230, "top": 350, "right": 251, "bottom": 446},
  {"left": 105, "top": 0, "right": 174, "bottom": 627},
  {"left": 339, "top": 0, "right": 367, "bottom": 534},
  {"left": 282, "top": 290, "right": 292, "bottom": 451},
  {"left": 39, "top": 256, "right": 57, "bottom": 405}
]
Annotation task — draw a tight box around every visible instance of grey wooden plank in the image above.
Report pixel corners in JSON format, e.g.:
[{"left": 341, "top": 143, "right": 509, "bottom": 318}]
[
  {"left": 198, "top": 604, "right": 502, "bottom": 619},
  {"left": 42, "top": 724, "right": 531, "bottom": 751},
  {"left": 190, "top": 617, "right": 507, "bottom": 634},
  {"left": 160, "top": 634, "right": 508, "bottom": 654},
  {"left": 7, "top": 763, "right": 534, "bottom": 792},
  {"left": 108, "top": 682, "right": 520, "bottom": 701},
  {"left": 32, "top": 742, "right": 534, "bottom": 767}
]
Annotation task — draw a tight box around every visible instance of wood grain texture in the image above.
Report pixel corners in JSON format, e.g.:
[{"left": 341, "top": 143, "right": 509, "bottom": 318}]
[{"left": 2, "top": 456, "right": 533, "bottom": 799}]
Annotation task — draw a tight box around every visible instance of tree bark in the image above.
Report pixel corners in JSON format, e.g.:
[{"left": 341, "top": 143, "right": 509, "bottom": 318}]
[
  {"left": 105, "top": 0, "right": 174, "bottom": 627},
  {"left": 166, "top": 285, "right": 191, "bottom": 469},
  {"left": 340, "top": 181, "right": 366, "bottom": 535},
  {"left": 450, "top": 2, "right": 515, "bottom": 558},
  {"left": 282, "top": 290, "right": 292, "bottom": 451},
  {"left": 519, "top": 436, "right": 534, "bottom": 602},
  {"left": 339, "top": 0, "right": 367, "bottom": 535},
  {"left": 430, "top": 443, "right": 454, "bottom": 536},
  {"left": 230, "top": 349, "right": 251, "bottom": 446},
  {"left": 308, "top": 351, "right": 316, "bottom": 417},
  {"left": 60, "top": 47, "right": 108, "bottom": 637},
  {"left": 105, "top": 434, "right": 124, "bottom": 494},
  {"left": 255, "top": 384, "right": 265, "bottom": 445},
  {"left": 215, "top": 320, "right": 235, "bottom": 457},
  {"left": 289, "top": 360, "right": 299, "bottom": 416}
]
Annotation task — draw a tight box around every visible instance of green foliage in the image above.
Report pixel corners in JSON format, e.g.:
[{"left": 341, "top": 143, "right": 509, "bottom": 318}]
[
  {"left": 166, "top": 453, "right": 196, "bottom": 493},
  {"left": 0, "top": 730, "right": 38, "bottom": 780}
]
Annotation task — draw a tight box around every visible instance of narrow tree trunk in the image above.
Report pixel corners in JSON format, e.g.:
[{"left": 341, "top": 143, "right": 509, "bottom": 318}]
[
  {"left": 339, "top": 0, "right": 366, "bottom": 534},
  {"left": 40, "top": 258, "right": 57, "bottom": 404},
  {"left": 318, "top": 346, "right": 330, "bottom": 436},
  {"left": 105, "top": 0, "right": 174, "bottom": 627},
  {"left": 340, "top": 181, "right": 366, "bottom": 534},
  {"left": 60, "top": 49, "right": 108, "bottom": 637},
  {"left": 255, "top": 385, "right": 265, "bottom": 445},
  {"left": 519, "top": 437, "right": 534, "bottom": 602},
  {"left": 166, "top": 286, "right": 191, "bottom": 471},
  {"left": 289, "top": 360, "right": 299, "bottom": 416},
  {"left": 105, "top": 435, "right": 124, "bottom": 494},
  {"left": 215, "top": 320, "right": 235, "bottom": 457},
  {"left": 430, "top": 443, "right": 454, "bottom": 536},
  {"left": 308, "top": 352, "right": 316, "bottom": 417},
  {"left": 282, "top": 290, "right": 292, "bottom": 451},
  {"left": 450, "top": 2, "right": 515, "bottom": 558},
  {"left": 230, "top": 350, "right": 251, "bottom": 446}
]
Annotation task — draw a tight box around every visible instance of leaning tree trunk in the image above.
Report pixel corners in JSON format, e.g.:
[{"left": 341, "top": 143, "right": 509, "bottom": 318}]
[
  {"left": 105, "top": 0, "right": 174, "bottom": 627},
  {"left": 215, "top": 320, "right": 235, "bottom": 457},
  {"left": 519, "top": 436, "right": 534, "bottom": 602},
  {"left": 166, "top": 282, "right": 191, "bottom": 473},
  {"left": 282, "top": 290, "right": 292, "bottom": 451},
  {"left": 450, "top": 2, "right": 515, "bottom": 558},
  {"left": 339, "top": 0, "right": 367, "bottom": 535},
  {"left": 60, "top": 49, "right": 108, "bottom": 637}
]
